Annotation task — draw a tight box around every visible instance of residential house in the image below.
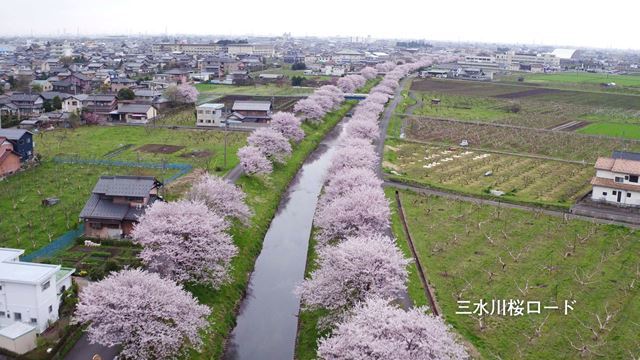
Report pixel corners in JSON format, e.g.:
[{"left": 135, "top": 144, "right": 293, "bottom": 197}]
[
  {"left": 9, "top": 94, "right": 44, "bottom": 117},
  {"left": 0, "top": 137, "right": 21, "bottom": 177},
  {"left": 110, "top": 77, "right": 136, "bottom": 92},
  {"left": 0, "top": 129, "right": 34, "bottom": 161},
  {"left": 231, "top": 101, "right": 272, "bottom": 122},
  {"left": 81, "top": 94, "right": 117, "bottom": 118},
  {"left": 62, "top": 94, "right": 86, "bottom": 113},
  {"left": 152, "top": 69, "right": 190, "bottom": 87},
  {"left": 29, "top": 80, "right": 52, "bottom": 92},
  {"left": 0, "top": 247, "right": 74, "bottom": 338},
  {"left": 196, "top": 103, "right": 225, "bottom": 127},
  {"left": 112, "top": 103, "right": 158, "bottom": 124},
  {"left": 591, "top": 151, "right": 640, "bottom": 207},
  {"left": 80, "top": 176, "right": 163, "bottom": 239}
]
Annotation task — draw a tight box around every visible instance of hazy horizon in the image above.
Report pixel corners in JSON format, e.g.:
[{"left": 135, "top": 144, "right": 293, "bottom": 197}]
[{"left": 1, "top": 0, "right": 639, "bottom": 50}]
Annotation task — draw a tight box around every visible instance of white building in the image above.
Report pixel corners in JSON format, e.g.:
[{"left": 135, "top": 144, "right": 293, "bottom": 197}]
[
  {"left": 196, "top": 103, "right": 225, "bottom": 127},
  {"left": 591, "top": 151, "right": 640, "bottom": 207},
  {"left": 0, "top": 248, "right": 74, "bottom": 335}
]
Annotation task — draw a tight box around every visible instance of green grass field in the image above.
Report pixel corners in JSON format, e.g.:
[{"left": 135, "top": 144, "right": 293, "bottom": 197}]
[
  {"left": 0, "top": 161, "right": 176, "bottom": 252},
  {"left": 36, "top": 125, "right": 246, "bottom": 170},
  {"left": 0, "top": 126, "right": 247, "bottom": 254},
  {"left": 392, "top": 188, "right": 640, "bottom": 359},
  {"left": 515, "top": 72, "right": 640, "bottom": 87},
  {"left": 195, "top": 83, "right": 314, "bottom": 97},
  {"left": 578, "top": 122, "right": 640, "bottom": 140}
]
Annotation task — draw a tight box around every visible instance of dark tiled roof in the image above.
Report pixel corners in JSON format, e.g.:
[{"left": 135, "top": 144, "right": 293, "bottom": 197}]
[
  {"left": 92, "top": 175, "right": 158, "bottom": 197},
  {"left": 118, "top": 104, "right": 153, "bottom": 113},
  {"left": 0, "top": 129, "right": 31, "bottom": 140},
  {"left": 613, "top": 151, "right": 640, "bottom": 162}
]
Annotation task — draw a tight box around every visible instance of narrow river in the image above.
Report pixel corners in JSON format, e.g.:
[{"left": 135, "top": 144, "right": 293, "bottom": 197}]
[{"left": 224, "top": 118, "right": 349, "bottom": 360}]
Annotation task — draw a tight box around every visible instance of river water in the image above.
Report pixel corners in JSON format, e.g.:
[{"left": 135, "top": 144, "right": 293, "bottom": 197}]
[{"left": 224, "top": 119, "right": 349, "bottom": 360}]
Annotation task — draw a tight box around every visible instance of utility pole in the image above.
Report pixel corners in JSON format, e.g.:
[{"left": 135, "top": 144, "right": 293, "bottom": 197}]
[{"left": 223, "top": 119, "right": 229, "bottom": 169}]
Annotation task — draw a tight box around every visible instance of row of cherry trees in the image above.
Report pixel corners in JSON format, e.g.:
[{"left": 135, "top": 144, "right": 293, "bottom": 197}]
[
  {"left": 237, "top": 111, "right": 305, "bottom": 175},
  {"left": 238, "top": 81, "right": 353, "bottom": 175},
  {"left": 298, "top": 59, "right": 470, "bottom": 359},
  {"left": 73, "top": 173, "right": 252, "bottom": 359}
]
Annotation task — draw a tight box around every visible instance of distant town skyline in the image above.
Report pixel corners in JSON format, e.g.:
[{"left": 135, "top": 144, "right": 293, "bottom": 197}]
[{"left": 1, "top": 0, "right": 639, "bottom": 50}]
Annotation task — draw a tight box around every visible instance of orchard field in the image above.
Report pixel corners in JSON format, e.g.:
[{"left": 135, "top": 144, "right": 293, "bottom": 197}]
[
  {"left": 384, "top": 140, "right": 593, "bottom": 208},
  {"left": 391, "top": 189, "right": 640, "bottom": 360}
]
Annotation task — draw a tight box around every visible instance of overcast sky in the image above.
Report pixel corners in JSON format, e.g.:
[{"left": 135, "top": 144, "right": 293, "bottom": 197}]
[{"left": 1, "top": 0, "right": 638, "bottom": 50}]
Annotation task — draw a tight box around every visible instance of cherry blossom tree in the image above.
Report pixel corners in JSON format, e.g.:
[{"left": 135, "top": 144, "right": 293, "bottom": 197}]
[
  {"left": 314, "top": 185, "right": 390, "bottom": 244},
  {"left": 380, "top": 78, "right": 400, "bottom": 90},
  {"left": 131, "top": 200, "right": 238, "bottom": 287},
  {"left": 337, "top": 76, "right": 357, "bottom": 93},
  {"left": 366, "top": 92, "right": 390, "bottom": 105},
  {"left": 375, "top": 61, "right": 397, "bottom": 72},
  {"left": 296, "top": 234, "right": 409, "bottom": 311},
  {"left": 309, "top": 93, "right": 335, "bottom": 112},
  {"left": 270, "top": 112, "right": 305, "bottom": 142},
  {"left": 73, "top": 269, "right": 211, "bottom": 360},
  {"left": 294, "top": 98, "right": 325, "bottom": 123},
  {"left": 360, "top": 67, "right": 378, "bottom": 80},
  {"left": 327, "top": 141, "right": 378, "bottom": 174},
  {"left": 317, "top": 297, "right": 469, "bottom": 360},
  {"left": 372, "top": 84, "right": 395, "bottom": 95},
  {"left": 319, "top": 168, "right": 382, "bottom": 210},
  {"left": 164, "top": 84, "right": 199, "bottom": 104},
  {"left": 354, "top": 101, "right": 385, "bottom": 118},
  {"left": 346, "top": 118, "right": 380, "bottom": 141},
  {"left": 187, "top": 173, "right": 252, "bottom": 224},
  {"left": 247, "top": 127, "right": 292, "bottom": 164},
  {"left": 177, "top": 84, "right": 199, "bottom": 103},
  {"left": 318, "top": 84, "right": 344, "bottom": 96},
  {"left": 238, "top": 145, "right": 273, "bottom": 175}
]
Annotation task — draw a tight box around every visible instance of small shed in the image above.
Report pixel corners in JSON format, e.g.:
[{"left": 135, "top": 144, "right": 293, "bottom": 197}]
[
  {"left": 42, "top": 197, "right": 60, "bottom": 206},
  {"left": 431, "top": 98, "right": 441, "bottom": 105},
  {"left": 0, "top": 322, "right": 37, "bottom": 355}
]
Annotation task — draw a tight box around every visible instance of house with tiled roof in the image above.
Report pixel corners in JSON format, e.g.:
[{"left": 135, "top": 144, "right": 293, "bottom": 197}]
[
  {"left": 79, "top": 176, "right": 163, "bottom": 239},
  {"left": 591, "top": 151, "right": 640, "bottom": 207}
]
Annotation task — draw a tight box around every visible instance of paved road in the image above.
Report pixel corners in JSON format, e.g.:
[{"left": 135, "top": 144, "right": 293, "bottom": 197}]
[
  {"left": 64, "top": 334, "right": 119, "bottom": 360},
  {"left": 375, "top": 76, "right": 413, "bottom": 177},
  {"left": 385, "top": 180, "right": 640, "bottom": 229}
]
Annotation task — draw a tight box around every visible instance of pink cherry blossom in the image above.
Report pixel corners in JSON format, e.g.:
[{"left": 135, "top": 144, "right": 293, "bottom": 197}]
[
  {"left": 73, "top": 269, "right": 211, "bottom": 360},
  {"left": 296, "top": 234, "right": 410, "bottom": 311},
  {"left": 317, "top": 297, "right": 469, "bottom": 360},
  {"left": 188, "top": 172, "right": 252, "bottom": 224},
  {"left": 131, "top": 200, "right": 238, "bottom": 287},
  {"left": 270, "top": 111, "right": 305, "bottom": 142},
  {"left": 238, "top": 145, "right": 273, "bottom": 175},
  {"left": 247, "top": 127, "right": 292, "bottom": 164}
]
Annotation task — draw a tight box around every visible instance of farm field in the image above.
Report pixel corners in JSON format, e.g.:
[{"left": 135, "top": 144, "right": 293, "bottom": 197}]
[
  {"left": 409, "top": 79, "right": 640, "bottom": 130},
  {"left": 498, "top": 72, "right": 640, "bottom": 94},
  {"left": 195, "top": 83, "right": 314, "bottom": 97},
  {"left": 391, "top": 189, "right": 640, "bottom": 359},
  {"left": 250, "top": 67, "right": 333, "bottom": 81},
  {"left": 577, "top": 122, "right": 640, "bottom": 140},
  {"left": 36, "top": 125, "right": 247, "bottom": 170},
  {"left": 384, "top": 140, "right": 593, "bottom": 208},
  {"left": 404, "top": 117, "right": 640, "bottom": 162}
]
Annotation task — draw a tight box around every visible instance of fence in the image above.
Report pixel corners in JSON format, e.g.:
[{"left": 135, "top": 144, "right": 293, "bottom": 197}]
[
  {"left": 21, "top": 225, "right": 84, "bottom": 262},
  {"left": 52, "top": 156, "right": 193, "bottom": 184},
  {"left": 22, "top": 158, "right": 193, "bottom": 262}
]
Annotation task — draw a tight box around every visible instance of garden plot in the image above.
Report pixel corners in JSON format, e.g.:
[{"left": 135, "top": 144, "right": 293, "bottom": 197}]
[{"left": 385, "top": 141, "right": 593, "bottom": 207}]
